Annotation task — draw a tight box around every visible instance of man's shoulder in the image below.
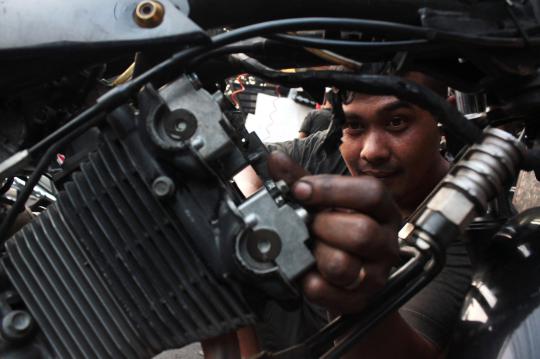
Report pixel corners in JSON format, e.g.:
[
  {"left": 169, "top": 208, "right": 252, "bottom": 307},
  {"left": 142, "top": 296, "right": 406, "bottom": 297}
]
[
  {"left": 266, "top": 130, "right": 347, "bottom": 175},
  {"left": 266, "top": 130, "right": 327, "bottom": 156}
]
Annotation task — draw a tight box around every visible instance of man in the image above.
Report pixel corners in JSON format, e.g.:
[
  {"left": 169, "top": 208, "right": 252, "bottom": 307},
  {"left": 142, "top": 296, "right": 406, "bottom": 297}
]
[
  {"left": 235, "top": 71, "right": 471, "bottom": 358},
  {"left": 298, "top": 90, "right": 333, "bottom": 138}
]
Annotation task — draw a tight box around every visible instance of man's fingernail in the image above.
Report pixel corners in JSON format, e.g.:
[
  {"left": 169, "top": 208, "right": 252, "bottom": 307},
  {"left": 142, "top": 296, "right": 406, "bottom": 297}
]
[{"left": 293, "top": 181, "right": 313, "bottom": 201}]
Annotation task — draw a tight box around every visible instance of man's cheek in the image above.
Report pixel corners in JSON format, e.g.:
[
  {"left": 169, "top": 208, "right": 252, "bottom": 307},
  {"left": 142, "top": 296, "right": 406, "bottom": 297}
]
[{"left": 339, "top": 146, "right": 360, "bottom": 174}]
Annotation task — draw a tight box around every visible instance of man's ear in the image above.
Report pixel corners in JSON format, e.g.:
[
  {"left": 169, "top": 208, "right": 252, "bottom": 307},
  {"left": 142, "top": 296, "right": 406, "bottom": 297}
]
[{"left": 446, "top": 94, "right": 457, "bottom": 107}]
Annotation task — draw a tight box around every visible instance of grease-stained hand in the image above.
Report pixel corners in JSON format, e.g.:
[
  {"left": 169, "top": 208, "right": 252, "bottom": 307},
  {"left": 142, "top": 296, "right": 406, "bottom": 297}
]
[{"left": 268, "top": 151, "right": 401, "bottom": 314}]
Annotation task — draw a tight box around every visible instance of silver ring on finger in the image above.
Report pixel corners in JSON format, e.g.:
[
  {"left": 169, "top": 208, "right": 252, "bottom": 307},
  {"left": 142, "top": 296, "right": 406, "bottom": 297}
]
[{"left": 344, "top": 268, "right": 366, "bottom": 291}]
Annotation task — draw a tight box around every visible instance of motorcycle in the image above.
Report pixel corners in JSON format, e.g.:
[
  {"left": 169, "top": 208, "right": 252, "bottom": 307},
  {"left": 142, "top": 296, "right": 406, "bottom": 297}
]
[{"left": 0, "top": 0, "right": 539, "bottom": 358}]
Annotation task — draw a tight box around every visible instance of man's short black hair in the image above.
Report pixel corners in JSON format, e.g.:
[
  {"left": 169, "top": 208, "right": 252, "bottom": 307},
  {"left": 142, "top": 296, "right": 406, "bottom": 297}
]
[{"left": 333, "top": 63, "right": 448, "bottom": 101}]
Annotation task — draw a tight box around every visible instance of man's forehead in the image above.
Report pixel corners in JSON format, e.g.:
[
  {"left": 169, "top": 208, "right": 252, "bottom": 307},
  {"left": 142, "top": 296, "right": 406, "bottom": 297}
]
[
  {"left": 343, "top": 95, "right": 413, "bottom": 113},
  {"left": 346, "top": 93, "right": 399, "bottom": 104}
]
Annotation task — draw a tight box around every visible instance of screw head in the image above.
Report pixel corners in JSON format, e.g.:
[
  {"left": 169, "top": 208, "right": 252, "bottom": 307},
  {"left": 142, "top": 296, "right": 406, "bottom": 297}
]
[
  {"left": 152, "top": 176, "right": 175, "bottom": 198},
  {"left": 245, "top": 229, "right": 281, "bottom": 262},
  {"left": 164, "top": 109, "right": 198, "bottom": 141},
  {"left": 175, "top": 121, "right": 188, "bottom": 133}
]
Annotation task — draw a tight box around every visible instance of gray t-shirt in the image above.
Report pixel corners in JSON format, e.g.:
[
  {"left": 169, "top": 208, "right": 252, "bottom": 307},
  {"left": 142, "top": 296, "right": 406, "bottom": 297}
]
[
  {"left": 256, "top": 130, "right": 472, "bottom": 355},
  {"left": 299, "top": 109, "right": 333, "bottom": 136}
]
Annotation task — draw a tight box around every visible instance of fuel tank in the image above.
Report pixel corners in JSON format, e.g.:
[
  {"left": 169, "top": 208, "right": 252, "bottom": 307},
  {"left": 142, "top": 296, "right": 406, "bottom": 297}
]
[{"left": 449, "top": 207, "right": 540, "bottom": 359}]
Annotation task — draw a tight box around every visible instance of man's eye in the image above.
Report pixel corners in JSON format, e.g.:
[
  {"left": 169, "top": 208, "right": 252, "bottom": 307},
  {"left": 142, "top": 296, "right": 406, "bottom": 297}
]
[
  {"left": 386, "top": 117, "right": 408, "bottom": 131},
  {"left": 343, "top": 122, "right": 365, "bottom": 135}
]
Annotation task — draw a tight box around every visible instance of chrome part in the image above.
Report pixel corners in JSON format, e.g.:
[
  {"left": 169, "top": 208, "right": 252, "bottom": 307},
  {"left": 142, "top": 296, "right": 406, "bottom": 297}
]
[{"left": 415, "top": 128, "right": 525, "bottom": 240}]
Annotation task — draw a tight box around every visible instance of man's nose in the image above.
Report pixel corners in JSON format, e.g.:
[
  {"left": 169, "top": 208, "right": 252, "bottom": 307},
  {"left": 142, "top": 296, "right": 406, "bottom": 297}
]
[{"left": 360, "top": 131, "right": 391, "bottom": 164}]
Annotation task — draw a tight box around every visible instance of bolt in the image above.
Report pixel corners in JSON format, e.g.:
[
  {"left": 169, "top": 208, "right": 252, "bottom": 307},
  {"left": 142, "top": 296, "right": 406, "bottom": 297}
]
[
  {"left": 152, "top": 176, "right": 175, "bottom": 198},
  {"left": 2, "top": 310, "right": 32, "bottom": 340},
  {"left": 165, "top": 109, "right": 197, "bottom": 141}
]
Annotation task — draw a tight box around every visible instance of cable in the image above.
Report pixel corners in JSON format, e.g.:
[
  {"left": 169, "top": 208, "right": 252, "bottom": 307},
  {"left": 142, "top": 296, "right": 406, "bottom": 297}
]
[
  {"left": 271, "top": 34, "right": 432, "bottom": 52},
  {"left": 111, "top": 62, "right": 136, "bottom": 86},
  {"left": 230, "top": 54, "right": 483, "bottom": 145},
  {"left": 187, "top": 43, "right": 263, "bottom": 66},
  {"left": 0, "top": 15, "right": 523, "bottom": 237},
  {"left": 0, "top": 114, "right": 104, "bottom": 242},
  {"left": 17, "top": 16, "right": 535, "bottom": 160},
  {"left": 0, "top": 178, "right": 14, "bottom": 195},
  {"left": 230, "top": 74, "right": 246, "bottom": 107},
  {"left": 303, "top": 48, "right": 364, "bottom": 70},
  {"left": 264, "top": 241, "right": 442, "bottom": 359},
  {"left": 270, "top": 29, "right": 538, "bottom": 50}
]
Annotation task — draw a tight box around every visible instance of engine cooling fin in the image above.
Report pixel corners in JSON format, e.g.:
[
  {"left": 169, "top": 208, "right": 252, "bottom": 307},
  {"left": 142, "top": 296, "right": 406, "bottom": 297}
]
[{"left": 1, "top": 133, "right": 255, "bottom": 359}]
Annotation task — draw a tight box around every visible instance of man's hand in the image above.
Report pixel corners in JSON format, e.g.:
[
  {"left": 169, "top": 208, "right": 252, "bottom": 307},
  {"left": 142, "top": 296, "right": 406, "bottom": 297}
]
[{"left": 268, "top": 151, "right": 401, "bottom": 314}]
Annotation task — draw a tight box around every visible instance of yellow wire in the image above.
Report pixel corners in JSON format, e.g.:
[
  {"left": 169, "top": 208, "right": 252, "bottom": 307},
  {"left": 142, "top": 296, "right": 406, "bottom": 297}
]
[
  {"left": 112, "top": 62, "right": 136, "bottom": 86},
  {"left": 304, "top": 48, "right": 363, "bottom": 71}
]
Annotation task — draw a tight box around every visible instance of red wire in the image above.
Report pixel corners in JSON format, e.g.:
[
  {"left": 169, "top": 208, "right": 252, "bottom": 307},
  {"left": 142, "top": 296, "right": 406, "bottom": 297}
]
[{"left": 230, "top": 74, "right": 246, "bottom": 108}]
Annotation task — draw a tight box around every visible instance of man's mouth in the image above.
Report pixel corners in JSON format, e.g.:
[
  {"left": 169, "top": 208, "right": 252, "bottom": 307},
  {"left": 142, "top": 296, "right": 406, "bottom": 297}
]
[{"left": 360, "top": 169, "right": 399, "bottom": 179}]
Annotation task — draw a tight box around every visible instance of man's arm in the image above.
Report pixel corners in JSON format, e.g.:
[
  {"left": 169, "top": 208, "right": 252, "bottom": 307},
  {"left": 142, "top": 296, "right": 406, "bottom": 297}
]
[
  {"left": 235, "top": 152, "right": 444, "bottom": 358},
  {"left": 340, "top": 312, "right": 438, "bottom": 359},
  {"left": 267, "top": 151, "right": 442, "bottom": 359}
]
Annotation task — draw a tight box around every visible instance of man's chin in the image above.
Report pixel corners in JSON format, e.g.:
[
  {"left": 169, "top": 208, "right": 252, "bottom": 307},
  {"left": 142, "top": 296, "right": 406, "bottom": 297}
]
[{"left": 375, "top": 173, "right": 405, "bottom": 196}]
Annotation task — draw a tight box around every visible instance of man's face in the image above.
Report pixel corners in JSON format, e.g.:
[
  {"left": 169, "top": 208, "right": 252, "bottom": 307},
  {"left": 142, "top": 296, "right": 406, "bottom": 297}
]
[{"left": 339, "top": 93, "right": 446, "bottom": 209}]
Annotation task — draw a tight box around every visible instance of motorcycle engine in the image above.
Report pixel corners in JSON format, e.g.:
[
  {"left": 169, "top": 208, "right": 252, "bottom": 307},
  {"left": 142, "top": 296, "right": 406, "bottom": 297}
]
[{"left": 0, "top": 75, "right": 314, "bottom": 358}]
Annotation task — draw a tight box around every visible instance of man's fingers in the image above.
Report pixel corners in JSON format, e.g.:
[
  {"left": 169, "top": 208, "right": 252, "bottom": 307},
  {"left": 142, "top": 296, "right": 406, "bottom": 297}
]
[
  {"left": 353, "top": 262, "right": 394, "bottom": 296},
  {"left": 301, "top": 271, "right": 369, "bottom": 314},
  {"left": 291, "top": 175, "right": 400, "bottom": 226},
  {"left": 312, "top": 212, "right": 400, "bottom": 260},
  {"left": 301, "top": 263, "right": 393, "bottom": 314},
  {"left": 313, "top": 241, "right": 363, "bottom": 287},
  {"left": 267, "top": 151, "right": 310, "bottom": 187}
]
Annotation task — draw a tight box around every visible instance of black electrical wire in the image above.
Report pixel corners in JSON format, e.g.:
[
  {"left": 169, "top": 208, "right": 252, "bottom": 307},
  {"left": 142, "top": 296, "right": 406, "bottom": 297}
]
[
  {"left": 0, "top": 16, "right": 522, "bottom": 241},
  {"left": 264, "top": 239, "right": 444, "bottom": 359},
  {"left": 0, "top": 13, "right": 527, "bottom": 356},
  {"left": 2, "top": 16, "right": 448, "bottom": 239},
  {"left": 0, "top": 178, "right": 14, "bottom": 195},
  {"left": 10, "top": 12, "right": 496, "bottom": 239},
  {"left": 0, "top": 150, "right": 56, "bottom": 240},
  {"left": 323, "top": 241, "right": 444, "bottom": 359},
  {"left": 269, "top": 34, "right": 434, "bottom": 52},
  {"left": 187, "top": 44, "right": 263, "bottom": 67},
  {"left": 505, "top": 3, "right": 531, "bottom": 47},
  {"left": 230, "top": 54, "right": 483, "bottom": 145},
  {"left": 326, "top": 234, "right": 445, "bottom": 358},
  {"left": 271, "top": 29, "right": 538, "bottom": 49},
  {"left": 25, "top": 16, "right": 533, "bottom": 158}
]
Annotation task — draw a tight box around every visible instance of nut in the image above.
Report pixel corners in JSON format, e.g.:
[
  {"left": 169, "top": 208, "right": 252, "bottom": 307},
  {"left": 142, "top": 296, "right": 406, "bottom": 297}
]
[{"left": 134, "top": 1, "right": 165, "bottom": 28}]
